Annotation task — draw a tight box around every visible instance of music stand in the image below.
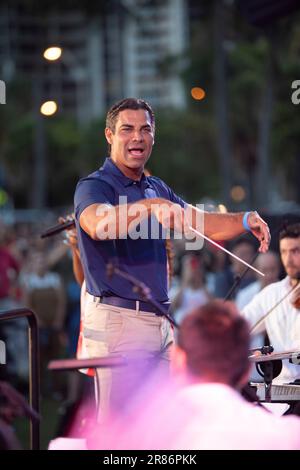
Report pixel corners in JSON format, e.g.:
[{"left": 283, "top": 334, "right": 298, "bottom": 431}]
[
  {"left": 48, "top": 355, "right": 127, "bottom": 371},
  {"left": 248, "top": 350, "right": 300, "bottom": 402}
]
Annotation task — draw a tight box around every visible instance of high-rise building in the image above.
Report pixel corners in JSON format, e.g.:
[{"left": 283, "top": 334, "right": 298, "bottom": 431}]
[
  {"left": 122, "top": 0, "right": 187, "bottom": 109},
  {"left": 0, "top": 4, "right": 105, "bottom": 124},
  {"left": 0, "top": 0, "right": 188, "bottom": 123}
]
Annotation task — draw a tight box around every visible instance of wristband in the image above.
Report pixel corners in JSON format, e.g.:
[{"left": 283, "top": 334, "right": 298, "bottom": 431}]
[{"left": 242, "top": 211, "right": 252, "bottom": 232}]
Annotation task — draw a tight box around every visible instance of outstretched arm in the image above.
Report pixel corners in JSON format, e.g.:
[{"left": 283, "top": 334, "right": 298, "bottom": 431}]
[
  {"left": 79, "top": 199, "right": 270, "bottom": 252},
  {"left": 186, "top": 206, "right": 270, "bottom": 252},
  {"left": 80, "top": 198, "right": 164, "bottom": 240}
]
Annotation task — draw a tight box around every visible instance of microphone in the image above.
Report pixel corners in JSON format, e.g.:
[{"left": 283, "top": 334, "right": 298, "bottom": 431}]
[{"left": 40, "top": 219, "right": 75, "bottom": 239}]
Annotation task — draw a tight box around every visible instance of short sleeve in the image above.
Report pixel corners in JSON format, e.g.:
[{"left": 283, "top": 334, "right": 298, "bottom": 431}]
[
  {"left": 167, "top": 187, "right": 186, "bottom": 208},
  {"left": 74, "top": 177, "right": 114, "bottom": 220},
  {"left": 149, "top": 176, "right": 187, "bottom": 208}
]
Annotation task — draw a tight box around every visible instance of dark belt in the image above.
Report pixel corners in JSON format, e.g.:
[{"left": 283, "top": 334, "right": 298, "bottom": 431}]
[{"left": 93, "top": 295, "right": 170, "bottom": 315}]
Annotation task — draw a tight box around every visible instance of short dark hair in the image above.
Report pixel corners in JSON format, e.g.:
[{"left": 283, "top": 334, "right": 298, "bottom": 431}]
[
  {"left": 177, "top": 301, "right": 250, "bottom": 386},
  {"left": 279, "top": 223, "right": 300, "bottom": 241},
  {"left": 106, "top": 98, "right": 155, "bottom": 132}
]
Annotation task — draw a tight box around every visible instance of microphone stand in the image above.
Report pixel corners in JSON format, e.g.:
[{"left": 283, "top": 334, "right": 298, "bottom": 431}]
[
  {"left": 107, "top": 263, "right": 179, "bottom": 329},
  {"left": 224, "top": 252, "right": 260, "bottom": 301}
]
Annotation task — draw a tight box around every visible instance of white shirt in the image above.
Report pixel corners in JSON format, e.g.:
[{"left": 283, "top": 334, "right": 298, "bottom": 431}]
[
  {"left": 242, "top": 276, "right": 300, "bottom": 384},
  {"left": 236, "top": 281, "right": 265, "bottom": 381},
  {"left": 123, "top": 382, "right": 300, "bottom": 450},
  {"left": 236, "top": 280, "right": 261, "bottom": 310},
  {"left": 169, "top": 383, "right": 300, "bottom": 450},
  {"left": 22, "top": 272, "right": 61, "bottom": 290}
]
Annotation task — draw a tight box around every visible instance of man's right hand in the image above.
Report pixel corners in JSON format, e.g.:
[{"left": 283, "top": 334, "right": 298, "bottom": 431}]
[
  {"left": 246, "top": 211, "right": 271, "bottom": 253},
  {"left": 151, "top": 199, "right": 185, "bottom": 234}
]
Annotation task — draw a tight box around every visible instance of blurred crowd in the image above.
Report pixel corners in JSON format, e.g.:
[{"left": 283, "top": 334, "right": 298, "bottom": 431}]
[
  {"left": 0, "top": 217, "right": 281, "bottom": 398},
  {"left": 0, "top": 217, "right": 84, "bottom": 402}
]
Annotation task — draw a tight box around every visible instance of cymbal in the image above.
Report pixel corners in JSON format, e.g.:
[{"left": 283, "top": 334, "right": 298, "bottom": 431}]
[{"left": 249, "top": 350, "right": 300, "bottom": 363}]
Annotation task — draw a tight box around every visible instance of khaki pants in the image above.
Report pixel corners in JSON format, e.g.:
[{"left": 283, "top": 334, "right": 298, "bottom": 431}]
[{"left": 83, "top": 295, "right": 174, "bottom": 423}]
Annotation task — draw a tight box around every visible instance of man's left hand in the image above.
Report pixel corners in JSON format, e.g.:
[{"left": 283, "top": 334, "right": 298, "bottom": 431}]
[{"left": 247, "top": 211, "right": 271, "bottom": 253}]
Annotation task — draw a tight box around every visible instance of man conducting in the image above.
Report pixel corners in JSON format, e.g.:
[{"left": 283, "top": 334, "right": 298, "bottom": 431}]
[{"left": 74, "top": 97, "right": 270, "bottom": 422}]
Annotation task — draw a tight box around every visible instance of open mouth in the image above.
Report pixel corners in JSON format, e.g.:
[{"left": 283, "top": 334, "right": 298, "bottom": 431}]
[{"left": 128, "top": 147, "right": 145, "bottom": 157}]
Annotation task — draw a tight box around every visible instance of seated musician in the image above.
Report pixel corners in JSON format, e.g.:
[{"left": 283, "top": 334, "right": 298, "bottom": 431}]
[
  {"left": 124, "top": 300, "right": 300, "bottom": 449},
  {"left": 242, "top": 223, "right": 300, "bottom": 387}
]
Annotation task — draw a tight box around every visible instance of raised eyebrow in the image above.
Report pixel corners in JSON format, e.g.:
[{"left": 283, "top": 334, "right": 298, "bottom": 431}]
[
  {"left": 282, "top": 247, "right": 300, "bottom": 254},
  {"left": 120, "top": 123, "right": 152, "bottom": 130}
]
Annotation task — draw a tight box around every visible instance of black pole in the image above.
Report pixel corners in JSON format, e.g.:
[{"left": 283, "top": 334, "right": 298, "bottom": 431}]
[
  {"left": 224, "top": 252, "right": 260, "bottom": 301},
  {"left": 107, "top": 263, "right": 178, "bottom": 328},
  {"left": 0, "top": 308, "right": 40, "bottom": 450}
]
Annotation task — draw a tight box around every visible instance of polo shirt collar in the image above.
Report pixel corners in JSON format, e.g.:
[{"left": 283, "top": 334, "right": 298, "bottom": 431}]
[{"left": 101, "top": 157, "right": 152, "bottom": 188}]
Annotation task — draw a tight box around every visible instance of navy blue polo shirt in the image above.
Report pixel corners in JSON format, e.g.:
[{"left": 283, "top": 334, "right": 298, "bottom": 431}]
[{"left": 74, "top": 158, "right": 186, "bottom": 302}]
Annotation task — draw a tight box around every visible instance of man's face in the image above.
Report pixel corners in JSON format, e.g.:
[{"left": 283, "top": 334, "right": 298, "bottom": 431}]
[
  {"left": 280, "top": 237, "right": 300, "bottom": 280},
  {"left": 105, "top": 109, "right": 154, "bottom": 173}
]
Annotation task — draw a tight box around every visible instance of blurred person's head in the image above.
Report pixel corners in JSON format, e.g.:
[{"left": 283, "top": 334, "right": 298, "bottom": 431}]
[
  {"left": 255, "top": 251, "right": 280, "bottom": 288},
  {"left": 231, "top": 239, "right": 256, "bottom": 277},
  {"left": 173, "top": 300, "right": 250, "bottom": 388},
  {"left": 279, "top": 223, "right": 300, "bottom": 282},
  {"left": 181, "top": 253, "right": 205, "bottom": 288}
]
